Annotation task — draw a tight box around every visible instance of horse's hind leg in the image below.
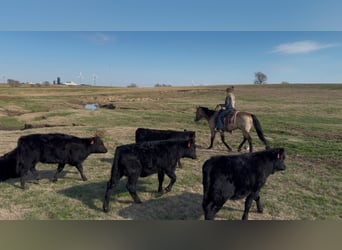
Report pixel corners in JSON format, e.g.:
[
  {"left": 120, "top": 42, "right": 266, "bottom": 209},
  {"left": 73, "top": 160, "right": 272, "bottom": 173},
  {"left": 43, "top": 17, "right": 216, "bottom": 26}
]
[
  {"left": 238, "top": 131, "right": 253, "bottom": 152},
  {"left": 237, "top": 138, "right": 247, "bottom": 152},
  {"left": 220, "top": 132, "right": 232, "bottom": 152}
]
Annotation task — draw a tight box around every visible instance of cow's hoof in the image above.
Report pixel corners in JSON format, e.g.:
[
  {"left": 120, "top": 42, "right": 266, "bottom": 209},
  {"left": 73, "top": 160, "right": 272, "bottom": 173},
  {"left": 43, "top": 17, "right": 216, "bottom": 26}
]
[
  {"left": 103, "top": 204, "right": 109, "bottom": 213},
  {"left": 52, "top": 178, "right": 58, "bottom": 182},
  {"left": 155, "top": 191, "right": 164, "bottom": 197},
  {"left": 82, "top": 177, "right": 88, "bottom": 181},
  {"left": 257, "top": 208, "right": 264, "bottom": 213}
]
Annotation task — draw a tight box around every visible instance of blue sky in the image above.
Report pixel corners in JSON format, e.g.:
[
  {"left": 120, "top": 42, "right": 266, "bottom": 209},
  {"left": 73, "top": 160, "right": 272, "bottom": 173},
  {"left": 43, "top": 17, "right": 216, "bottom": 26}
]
[
  {"left": 1, "top": 0, "right": 341, "bottom": 31},
  {"left": 0, "top": 1, "right": 341, "bottom": 86}
]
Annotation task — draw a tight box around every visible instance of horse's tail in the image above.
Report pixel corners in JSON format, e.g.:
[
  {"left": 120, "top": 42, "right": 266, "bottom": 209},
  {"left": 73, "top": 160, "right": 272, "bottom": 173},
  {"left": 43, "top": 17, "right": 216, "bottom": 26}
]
[{"left": 251, "top": 114, "right": 270, "bottom": 149}]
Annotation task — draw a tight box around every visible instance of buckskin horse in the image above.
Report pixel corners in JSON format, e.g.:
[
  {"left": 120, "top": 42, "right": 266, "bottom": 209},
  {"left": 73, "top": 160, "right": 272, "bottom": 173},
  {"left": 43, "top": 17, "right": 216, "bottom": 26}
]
[{"left": 194, "top": 106, "right": 270, "bottom": 152}]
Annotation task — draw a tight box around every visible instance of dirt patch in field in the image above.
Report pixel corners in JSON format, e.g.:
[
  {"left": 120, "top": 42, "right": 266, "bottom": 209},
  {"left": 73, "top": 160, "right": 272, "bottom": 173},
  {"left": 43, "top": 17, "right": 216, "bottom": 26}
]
[{"left": 0, "top": 105, "right": 30, "bottom": 117}]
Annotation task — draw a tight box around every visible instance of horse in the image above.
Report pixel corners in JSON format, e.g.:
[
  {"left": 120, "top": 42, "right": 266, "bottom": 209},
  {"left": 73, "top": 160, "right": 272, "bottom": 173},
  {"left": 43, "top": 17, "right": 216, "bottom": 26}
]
[{"left": 194, "top": 106, "right": 270, "bottom": 152}]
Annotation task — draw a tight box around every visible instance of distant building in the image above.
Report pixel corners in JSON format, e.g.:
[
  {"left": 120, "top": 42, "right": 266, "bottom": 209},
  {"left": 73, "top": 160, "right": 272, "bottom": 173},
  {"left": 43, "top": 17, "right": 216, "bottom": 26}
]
[
  {"left": 63, "top": 81, "right": 79, "bottom": 86},
  {"left": 57, "top": 77, "right": 61, "bottom": 85}
]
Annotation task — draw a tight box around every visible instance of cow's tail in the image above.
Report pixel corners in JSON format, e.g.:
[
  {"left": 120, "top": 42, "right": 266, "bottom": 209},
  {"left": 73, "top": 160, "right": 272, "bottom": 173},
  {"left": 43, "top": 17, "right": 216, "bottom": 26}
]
[{"left": 251, "top": 114, "right": 270, "bottom": 149}]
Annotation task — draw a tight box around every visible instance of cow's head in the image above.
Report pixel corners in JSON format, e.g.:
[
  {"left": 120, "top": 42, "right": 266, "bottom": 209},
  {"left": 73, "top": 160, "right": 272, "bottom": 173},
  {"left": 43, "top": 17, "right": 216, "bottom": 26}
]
[
  {"left": 184, "top": 138, "right": 196, "bottom": 159},
  {"left": 273, "top": 148, "right": 286, "bottom": 173},
  {"left": 90, "top": 136, "right": 108, "bottom": 153}
]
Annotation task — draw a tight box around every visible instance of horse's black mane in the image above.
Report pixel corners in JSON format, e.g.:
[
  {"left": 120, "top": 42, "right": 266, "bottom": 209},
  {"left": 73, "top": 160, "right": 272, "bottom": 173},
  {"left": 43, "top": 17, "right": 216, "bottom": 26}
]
[{"left": 199, "top": 106, "right": 216, "bottom": 118}]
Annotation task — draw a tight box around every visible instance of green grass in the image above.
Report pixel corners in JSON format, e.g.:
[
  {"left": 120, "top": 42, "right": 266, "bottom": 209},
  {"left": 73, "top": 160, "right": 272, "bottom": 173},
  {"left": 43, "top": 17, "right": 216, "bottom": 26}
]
[
  {"left": 0, "top": 116, "right": 23, "bottom": 130},
  {"left": 0, "top": 84, "right": 341, "bottom": 220}
]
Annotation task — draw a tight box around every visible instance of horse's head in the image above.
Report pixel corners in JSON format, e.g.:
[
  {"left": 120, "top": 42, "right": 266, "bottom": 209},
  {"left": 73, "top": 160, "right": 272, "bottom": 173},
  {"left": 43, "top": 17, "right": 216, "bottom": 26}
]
[{"left": 194, "top": 106, "right": 203, "bottom": 122}]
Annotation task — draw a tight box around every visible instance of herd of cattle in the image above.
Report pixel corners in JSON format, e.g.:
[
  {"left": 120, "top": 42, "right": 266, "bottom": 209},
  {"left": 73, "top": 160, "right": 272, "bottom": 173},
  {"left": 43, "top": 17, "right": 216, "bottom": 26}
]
[{"left": 0, "top": 127, "right": 286, "bottom": 220}]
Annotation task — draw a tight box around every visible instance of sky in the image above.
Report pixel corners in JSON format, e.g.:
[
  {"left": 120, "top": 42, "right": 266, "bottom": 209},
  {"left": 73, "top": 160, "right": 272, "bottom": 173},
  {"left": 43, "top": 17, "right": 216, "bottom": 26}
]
[{"left": 0, "top": 0, "right": 342, "bottom": 86}]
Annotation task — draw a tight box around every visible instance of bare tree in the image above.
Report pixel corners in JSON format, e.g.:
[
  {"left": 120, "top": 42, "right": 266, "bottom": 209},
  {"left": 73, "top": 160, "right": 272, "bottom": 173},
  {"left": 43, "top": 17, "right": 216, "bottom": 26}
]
[
  {"left": 254, "top": 72, "right": 267, "bottom": 84},
  {"left": 7, "top": 79, "right": 21, "bottom": 87}
]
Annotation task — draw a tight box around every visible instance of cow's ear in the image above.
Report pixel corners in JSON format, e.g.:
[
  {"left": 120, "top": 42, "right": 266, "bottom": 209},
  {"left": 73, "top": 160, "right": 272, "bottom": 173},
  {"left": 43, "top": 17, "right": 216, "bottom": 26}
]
[
  {"left": 277, "top": 148, "right": 285, "bottom": 160},
  {"left": 90, "top": 139, "right": 95, "bottom": 145}
]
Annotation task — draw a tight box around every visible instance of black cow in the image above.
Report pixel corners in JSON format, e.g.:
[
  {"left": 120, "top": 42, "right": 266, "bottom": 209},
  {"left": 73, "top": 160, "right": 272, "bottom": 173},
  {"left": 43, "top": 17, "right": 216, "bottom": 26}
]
[
  {"left": 16, "top": 133, "right": 108, "bottom": 189},
  {"left": 0, "top": 148, "right": 20, "bottom": 181},
  {"left": 202, "top": 148, "right": 286, "bottom": 220},
  {"left": 103, "top": 138, "right": 196, "bottom": 212},
  {"left": 135, "top": 128, "right": 195, "bottom": 168},
  {"left": 135, "top": 128, "right": 195, "bottom": 142}
]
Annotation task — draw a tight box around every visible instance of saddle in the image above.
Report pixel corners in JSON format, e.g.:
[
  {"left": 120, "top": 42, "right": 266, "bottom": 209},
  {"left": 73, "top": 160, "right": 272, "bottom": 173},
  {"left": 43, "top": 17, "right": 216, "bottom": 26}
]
[{"left": 220, "top": 109, "right": 238, "bottom": 131}]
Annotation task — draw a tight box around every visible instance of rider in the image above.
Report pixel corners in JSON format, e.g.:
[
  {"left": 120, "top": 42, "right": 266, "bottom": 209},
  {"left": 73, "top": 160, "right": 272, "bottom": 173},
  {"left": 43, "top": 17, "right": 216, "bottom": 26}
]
[{"left": 215, "top": 86, "right": 236, "bottom": 131}]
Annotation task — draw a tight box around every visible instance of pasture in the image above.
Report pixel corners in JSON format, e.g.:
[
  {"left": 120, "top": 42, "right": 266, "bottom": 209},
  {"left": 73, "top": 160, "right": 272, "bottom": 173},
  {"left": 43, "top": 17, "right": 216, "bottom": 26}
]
[{"left": 0, "top": 84, "right": 341, "bottom": 220}]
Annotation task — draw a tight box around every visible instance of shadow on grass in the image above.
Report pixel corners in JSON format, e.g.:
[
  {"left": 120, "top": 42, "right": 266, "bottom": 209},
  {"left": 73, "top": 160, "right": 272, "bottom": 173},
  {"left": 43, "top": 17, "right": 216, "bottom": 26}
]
[
  {"left": 58, "top": 179, "right": 151, "bottom": 212},
  {"left": 3, "top": 169, "right": 69, "bottom": 189},
  {"left": 58, "top": 179, "right": 203, "bottom": 220},
  {"left": 118, "top": 192, "right": 203, "bottom": 220}
]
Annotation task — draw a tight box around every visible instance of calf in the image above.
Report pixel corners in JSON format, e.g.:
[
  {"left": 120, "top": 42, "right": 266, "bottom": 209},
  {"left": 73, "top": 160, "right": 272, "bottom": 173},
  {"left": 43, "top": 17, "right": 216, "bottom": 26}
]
[
  {"left": 16, "top": 133, "right": 108, "bottom": 189},
  {"left": 202, "top": 148, "right": 286, "bottom": 220},
  {"left": 135, "top": 128, "right": 195, "bottom": 168},
  {"left": 0, "top": 148, "right": 20, "bottom": 181},
  {"left": 103, "top": 138, "right": 196, "bottom": 212}
]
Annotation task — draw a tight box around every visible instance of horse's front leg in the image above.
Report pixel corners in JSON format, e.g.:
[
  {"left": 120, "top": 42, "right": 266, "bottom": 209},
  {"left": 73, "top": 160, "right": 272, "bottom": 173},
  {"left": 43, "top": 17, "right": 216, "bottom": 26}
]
[
  {"left": 208, "top": 130, "right": 216, "bottom": 149},
  {"left": 220, "top": 132, "right": 232, "bottom": 152}
]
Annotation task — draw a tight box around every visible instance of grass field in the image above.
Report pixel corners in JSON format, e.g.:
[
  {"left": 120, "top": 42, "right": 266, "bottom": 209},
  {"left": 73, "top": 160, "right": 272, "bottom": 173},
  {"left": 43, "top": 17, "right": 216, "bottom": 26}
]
[{"left": 0, "top": 83, "right": 341, "bottom": 220}]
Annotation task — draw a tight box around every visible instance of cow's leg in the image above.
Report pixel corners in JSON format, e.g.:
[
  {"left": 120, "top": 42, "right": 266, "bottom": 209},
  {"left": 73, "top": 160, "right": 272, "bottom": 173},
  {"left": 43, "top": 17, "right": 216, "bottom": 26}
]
[
  {"left": 126, "top": 174, "right": 142, "bottom": 203},
  {"left": 103, "top": 177, "right": 120, "bottom": 213},
  {"left": 52, "top": 163, "right": 65, "bottom": 182},
  {"left": 19, "top": 162, "right": 33, "bottom": 190},
  {"left": 157, "top": 170, "right": 165, "bottom": 194},
  {"left": 254, "top": 194, "right": 263, "bottom": 213},
  {"left": 220, "top": 132, "right": 232, "bottom": 152},
  {"left": 30, "top": 166, "right": 41, "bottom": 183},
  {"left": 202, "top": 199, "right": 216, "bottom": 220},
  {"left": 242, "top": 194, "right": 254, "bottom": 220},
  {"left": 203, "top": 200, "right": 225, "bottom": 220},
  {"left": 164, "top": 168, "right": 176, "bottom": 192},
  {"left": 19, "top": 167, "right": 29, "bottom": 190},
  {"left": 203, "top": 202, "right": 214, "bottom": 220},
  {"left": 75, "top": 163, "right": 88, "bottom": 181},
  {"left": 20, "top": 171, "right": 27, "bottom": 190}
]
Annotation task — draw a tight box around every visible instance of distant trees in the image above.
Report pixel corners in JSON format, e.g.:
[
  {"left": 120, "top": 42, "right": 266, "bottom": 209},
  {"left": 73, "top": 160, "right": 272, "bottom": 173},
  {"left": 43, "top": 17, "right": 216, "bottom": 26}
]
[
  {"left": 254, "top": 72, "right": 267, "bottom": 84},
  {"left": 154, "top": 83, "right": 172, "bottom": 87},
  {"left": 7, "top": 79, "right": 21, "bottom": 87},
  {"left": 127, "top": 83, "right": 138, "bottom": 88}
]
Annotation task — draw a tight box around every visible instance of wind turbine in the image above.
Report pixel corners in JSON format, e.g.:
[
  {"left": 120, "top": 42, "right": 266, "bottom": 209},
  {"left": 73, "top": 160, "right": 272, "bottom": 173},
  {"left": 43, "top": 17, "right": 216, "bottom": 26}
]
[
  {"left": 92, "top": 74, "right": 98, "bottom": 86},
  {"left": 77, "top": 72, "right": 84, "bottom": 84},
  {"left": 1, "top": 74, "right": 6, "bottom": 84}
]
